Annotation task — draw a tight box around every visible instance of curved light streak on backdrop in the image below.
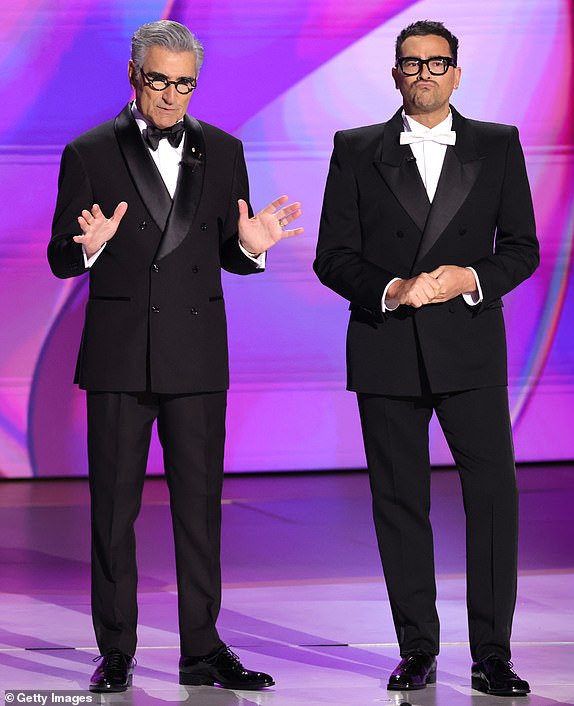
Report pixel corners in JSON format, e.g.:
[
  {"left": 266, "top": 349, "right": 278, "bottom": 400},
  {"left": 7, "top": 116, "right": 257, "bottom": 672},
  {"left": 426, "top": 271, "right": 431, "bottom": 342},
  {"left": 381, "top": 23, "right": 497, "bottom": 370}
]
[{"left": 0, "top": 0, "right": 571, "bottom": 476}]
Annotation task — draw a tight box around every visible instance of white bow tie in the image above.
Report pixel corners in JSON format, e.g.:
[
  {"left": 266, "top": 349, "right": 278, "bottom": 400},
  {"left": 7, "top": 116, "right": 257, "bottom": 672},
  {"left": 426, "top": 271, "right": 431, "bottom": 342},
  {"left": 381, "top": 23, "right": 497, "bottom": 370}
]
[{"left": 400, "top": 130, "right": 456, "bottom": 146}]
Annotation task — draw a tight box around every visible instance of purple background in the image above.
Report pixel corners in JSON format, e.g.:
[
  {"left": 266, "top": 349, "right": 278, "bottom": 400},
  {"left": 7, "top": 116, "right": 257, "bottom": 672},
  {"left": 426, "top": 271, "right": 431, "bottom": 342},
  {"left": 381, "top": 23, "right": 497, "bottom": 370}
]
[{"left": 1, "top": 0, "right": 572, "bottom": 477}]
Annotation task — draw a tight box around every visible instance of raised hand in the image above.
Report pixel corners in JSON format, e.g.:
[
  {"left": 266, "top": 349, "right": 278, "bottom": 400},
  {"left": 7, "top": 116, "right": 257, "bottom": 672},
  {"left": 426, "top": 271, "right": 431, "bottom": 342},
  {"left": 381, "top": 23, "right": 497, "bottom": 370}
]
[
  {"left": 73, "top": 202, "right": 128, "bottom": 258},
  {"left": 238, "top": 195, "right": 303, "bottom": 255}
]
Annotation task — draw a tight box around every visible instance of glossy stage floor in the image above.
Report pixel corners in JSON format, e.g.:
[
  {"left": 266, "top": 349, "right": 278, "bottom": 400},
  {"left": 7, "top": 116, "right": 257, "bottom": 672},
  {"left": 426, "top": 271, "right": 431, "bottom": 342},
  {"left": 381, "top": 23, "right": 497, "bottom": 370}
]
[{"left": 1, "top": 465, "right": 573, "bottom": 705}]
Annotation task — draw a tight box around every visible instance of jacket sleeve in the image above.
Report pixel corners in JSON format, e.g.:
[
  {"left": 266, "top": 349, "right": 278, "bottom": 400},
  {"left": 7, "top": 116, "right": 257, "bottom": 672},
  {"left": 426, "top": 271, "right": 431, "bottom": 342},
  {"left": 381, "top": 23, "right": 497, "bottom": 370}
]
[
  {"left": 48, "top": 143, "right": 93, "bottom": 279},
  {"left": 313, "top": 131, "right": 396, "bottom": 311},
  {"left": 470, "top": 127, "right": 539, "bottom": 301},
  {"left": 219, "top": 139, "right": 262, "bottom": 276}
]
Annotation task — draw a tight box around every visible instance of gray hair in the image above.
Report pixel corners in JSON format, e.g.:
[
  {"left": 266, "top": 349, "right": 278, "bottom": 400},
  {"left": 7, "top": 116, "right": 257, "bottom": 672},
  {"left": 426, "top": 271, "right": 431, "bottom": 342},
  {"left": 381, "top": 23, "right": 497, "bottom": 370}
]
[{"left": 131, "top": 20, "right": 204, "bottom": 72}]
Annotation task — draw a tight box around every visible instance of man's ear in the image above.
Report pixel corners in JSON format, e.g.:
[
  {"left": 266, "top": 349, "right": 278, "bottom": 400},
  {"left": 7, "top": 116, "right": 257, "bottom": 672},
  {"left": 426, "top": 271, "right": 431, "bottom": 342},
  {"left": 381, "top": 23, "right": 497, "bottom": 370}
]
[
  {"left": 391, "top": 66, "right": 399, "bottom": 89},
  {"left": 128, "top": 60, "right": 137, "bottom": 89},
  {"left": 453, "top": 66, "right": 462, "bottom": 90}
]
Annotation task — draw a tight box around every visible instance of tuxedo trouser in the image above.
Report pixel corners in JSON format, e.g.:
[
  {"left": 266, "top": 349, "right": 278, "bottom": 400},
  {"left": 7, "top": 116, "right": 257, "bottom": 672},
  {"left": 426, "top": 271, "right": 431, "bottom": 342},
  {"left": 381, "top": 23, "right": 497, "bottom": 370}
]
[
  {"left": 357, "top": 385, "right": 518, "bottom": 661},
  {"left": 87, "top": 390, "right": 227, "bottom": 657}
]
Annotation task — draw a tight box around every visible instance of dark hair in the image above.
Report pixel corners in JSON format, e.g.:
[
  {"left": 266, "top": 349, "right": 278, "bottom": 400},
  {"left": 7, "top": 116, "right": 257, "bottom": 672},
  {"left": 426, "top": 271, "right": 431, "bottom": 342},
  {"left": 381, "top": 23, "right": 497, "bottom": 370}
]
[{"left": 395, "top": 20, "right": 459, "bottom": 66}]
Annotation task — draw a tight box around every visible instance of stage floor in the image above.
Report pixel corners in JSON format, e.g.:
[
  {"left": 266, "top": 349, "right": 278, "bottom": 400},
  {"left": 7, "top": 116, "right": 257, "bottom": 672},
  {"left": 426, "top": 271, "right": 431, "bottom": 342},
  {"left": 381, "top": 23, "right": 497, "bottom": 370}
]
[{"left": 1, "top": 465, "right": 573, "bottom": 704}]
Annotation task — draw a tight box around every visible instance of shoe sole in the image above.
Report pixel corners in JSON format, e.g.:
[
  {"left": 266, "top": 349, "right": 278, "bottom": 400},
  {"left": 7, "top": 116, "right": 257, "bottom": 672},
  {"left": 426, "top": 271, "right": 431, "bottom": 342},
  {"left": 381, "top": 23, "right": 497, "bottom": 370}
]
[
  {"left": 471, "top": 676, "right": 530, "bottom": 696},
  {"left": 387, "top": 668, "right": 436, "bottom": 690},
  {"left": 179, "top": 673, "right": 275, "bottom": 690}
]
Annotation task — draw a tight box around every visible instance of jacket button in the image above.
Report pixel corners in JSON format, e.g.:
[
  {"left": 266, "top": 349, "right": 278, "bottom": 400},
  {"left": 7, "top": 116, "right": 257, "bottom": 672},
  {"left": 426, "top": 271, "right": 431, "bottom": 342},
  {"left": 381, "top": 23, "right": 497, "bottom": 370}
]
[
  {"left": 396, "top": 230, "right": 404, "bottom": 238},
  {"left": 459, "top": 227, "right": 467, "bottom": 236},
  {"left": 152, "top": 263, "right": 159, "bottom": 272},
  {"left": 151, "top": 305, "right": 160, "bottom": 313},
  {"left": 190, "top": 307, "right": 199, "bottom": 316},
  {"left": 200, "top": 223, "right": 208, "bottom": 231},
  {"left": 192, "top": 265, "right": 199, "bottom": 273},
  {"left": 139, "top": 221, "right": 147, "bottom": 230}
]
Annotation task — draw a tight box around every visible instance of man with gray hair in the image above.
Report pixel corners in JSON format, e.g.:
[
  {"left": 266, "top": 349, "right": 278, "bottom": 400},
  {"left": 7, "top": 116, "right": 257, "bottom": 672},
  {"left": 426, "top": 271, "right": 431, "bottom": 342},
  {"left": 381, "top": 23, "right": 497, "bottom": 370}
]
[{"left": 49, "top": 19, "right": 302, "bottom": 693}]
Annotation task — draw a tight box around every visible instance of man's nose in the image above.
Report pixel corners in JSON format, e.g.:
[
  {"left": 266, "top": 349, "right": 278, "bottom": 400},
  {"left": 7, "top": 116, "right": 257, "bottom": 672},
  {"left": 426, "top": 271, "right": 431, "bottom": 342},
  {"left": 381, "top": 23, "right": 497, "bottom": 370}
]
[
  {"left": 419, "top": 62, "right": 432, "bottom": 80},
  {"left": 162, "top": 84, "right": 178, "bottom": 102}
]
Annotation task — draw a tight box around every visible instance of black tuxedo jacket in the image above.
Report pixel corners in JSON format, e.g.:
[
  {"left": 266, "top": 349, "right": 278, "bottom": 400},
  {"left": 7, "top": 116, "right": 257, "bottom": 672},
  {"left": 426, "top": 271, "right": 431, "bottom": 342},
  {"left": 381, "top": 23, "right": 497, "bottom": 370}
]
[
  {"left": 314, "top": 106, "right": 539, "bottom": 396},
  {"left": 49, "top": 105, "right": 261, "bottom": 393}
]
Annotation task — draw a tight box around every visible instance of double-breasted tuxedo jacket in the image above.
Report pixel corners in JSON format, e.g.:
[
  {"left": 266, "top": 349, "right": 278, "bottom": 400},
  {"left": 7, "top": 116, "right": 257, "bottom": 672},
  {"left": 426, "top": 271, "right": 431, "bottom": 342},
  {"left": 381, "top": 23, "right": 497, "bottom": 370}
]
[
  {"left": 314, "top": 106, "right": 539, "bottom": 395},
  {"left": 49, "top": 104, "right": 260, "bottom": 394}
]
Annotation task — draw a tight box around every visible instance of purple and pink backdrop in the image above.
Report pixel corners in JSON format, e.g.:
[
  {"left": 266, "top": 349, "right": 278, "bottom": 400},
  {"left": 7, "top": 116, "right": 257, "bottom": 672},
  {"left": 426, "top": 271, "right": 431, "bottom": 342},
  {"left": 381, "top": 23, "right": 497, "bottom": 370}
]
[{"left": 1, "top": 0, "right": 572, "bottom": 477}]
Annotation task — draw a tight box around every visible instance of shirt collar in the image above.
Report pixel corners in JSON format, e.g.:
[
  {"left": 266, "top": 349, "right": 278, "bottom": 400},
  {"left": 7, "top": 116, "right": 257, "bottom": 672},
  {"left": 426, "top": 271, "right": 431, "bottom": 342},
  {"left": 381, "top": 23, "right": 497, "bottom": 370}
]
[{"left": 401, "top": 109, "right": 453, "bottom": 135}]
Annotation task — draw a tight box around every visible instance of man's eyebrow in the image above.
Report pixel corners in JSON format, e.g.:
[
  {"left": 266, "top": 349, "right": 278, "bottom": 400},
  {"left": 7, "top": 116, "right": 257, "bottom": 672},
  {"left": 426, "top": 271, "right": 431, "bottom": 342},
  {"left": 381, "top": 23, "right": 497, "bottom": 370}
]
[{"left": 147, "top": 70, "right": 195, "bottom": 80}]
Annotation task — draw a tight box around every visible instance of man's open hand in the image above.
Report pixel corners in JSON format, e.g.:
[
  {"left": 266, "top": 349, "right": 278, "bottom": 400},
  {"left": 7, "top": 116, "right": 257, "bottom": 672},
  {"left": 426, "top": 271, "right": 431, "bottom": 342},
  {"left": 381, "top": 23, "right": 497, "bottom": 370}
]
[
  {"left": 238, "top": 195, "right": 303, "bottom": 255},
  {"left": 73, "top": 202, "right": 128, "bottom": 258}
]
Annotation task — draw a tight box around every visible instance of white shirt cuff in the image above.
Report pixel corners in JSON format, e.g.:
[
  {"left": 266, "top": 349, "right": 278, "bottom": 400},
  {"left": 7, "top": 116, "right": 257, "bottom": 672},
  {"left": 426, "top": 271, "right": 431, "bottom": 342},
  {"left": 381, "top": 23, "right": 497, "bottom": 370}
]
[
  {"left": 239, "top": 241, "right": 266, "bottom": 269},
  {"left": 462, "top": 267, "right": 483, "bottom": 306},
  {"left": 83, "top": 242, "right": 106, "bottom": 268},
  {"left": 382, "top": 277, "right": 402, "bottom": 312}
]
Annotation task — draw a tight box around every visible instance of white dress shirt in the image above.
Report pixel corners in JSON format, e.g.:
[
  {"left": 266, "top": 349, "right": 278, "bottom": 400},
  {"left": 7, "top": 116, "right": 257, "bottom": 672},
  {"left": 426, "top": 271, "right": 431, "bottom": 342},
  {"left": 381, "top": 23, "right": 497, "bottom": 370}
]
[{"left": 382, "top": 110, "right": 482, "bottom": 311}]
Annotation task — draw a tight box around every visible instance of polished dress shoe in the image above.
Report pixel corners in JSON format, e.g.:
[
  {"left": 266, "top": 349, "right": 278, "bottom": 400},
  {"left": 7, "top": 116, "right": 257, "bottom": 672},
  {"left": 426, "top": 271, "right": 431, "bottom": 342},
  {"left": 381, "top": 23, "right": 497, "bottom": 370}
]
[
  {"left": 387, "top": 652, "right": 437, "bottom": 690},
  {"left": 179, "top": 645, "right": 274, "bottom": 690},
  {"left": 472, "top": 656, "right": 530, "bottom": 696},
  {"left": 89, "top": 649, "right": 135, "bottom": 692}
]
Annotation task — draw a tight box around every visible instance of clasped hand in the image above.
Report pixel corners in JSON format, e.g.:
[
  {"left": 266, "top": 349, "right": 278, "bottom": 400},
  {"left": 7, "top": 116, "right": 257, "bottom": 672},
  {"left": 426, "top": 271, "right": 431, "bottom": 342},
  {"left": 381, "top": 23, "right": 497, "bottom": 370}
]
[{"left": 388, "top": 265, "right": 477, "bottom": 308}]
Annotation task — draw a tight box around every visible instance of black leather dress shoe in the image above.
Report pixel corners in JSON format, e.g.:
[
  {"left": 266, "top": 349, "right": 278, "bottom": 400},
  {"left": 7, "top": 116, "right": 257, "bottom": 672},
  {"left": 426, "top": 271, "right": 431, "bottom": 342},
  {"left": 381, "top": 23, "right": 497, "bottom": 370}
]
[
  {"left": 179, "top": 645, "right": 274, "bottom": 690},
  {"left": 89, "top": 649, "right": 135, "bottom": 693},
  {"left": 472, "top": 656, "right": 530, "bottom": 696},
  {"left": 387, "top": 652, "right": 437, "bottom": 690}
]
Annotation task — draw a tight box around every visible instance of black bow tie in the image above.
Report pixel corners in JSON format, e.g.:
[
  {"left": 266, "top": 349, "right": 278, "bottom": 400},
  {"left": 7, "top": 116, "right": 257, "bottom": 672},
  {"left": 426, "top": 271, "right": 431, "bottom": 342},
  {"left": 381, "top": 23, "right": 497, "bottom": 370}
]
[{"left": 144, "top": 122, "right": 185, "bottom": 151}]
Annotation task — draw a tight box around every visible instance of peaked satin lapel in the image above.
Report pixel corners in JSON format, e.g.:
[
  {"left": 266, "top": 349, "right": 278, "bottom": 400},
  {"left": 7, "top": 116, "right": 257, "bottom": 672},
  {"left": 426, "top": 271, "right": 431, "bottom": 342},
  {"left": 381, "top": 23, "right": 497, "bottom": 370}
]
[
  {"left": 414, "top": 109, "right": 483, "bottom": 265},
  {"left": 114, "top": 105, "right": 172, "bottom": 232},
  {"left": 373, "top": 109, "right": 430, "bottom": 234},
  {"left": 156, "top": 115, "right": 205, "bottom": 261}
]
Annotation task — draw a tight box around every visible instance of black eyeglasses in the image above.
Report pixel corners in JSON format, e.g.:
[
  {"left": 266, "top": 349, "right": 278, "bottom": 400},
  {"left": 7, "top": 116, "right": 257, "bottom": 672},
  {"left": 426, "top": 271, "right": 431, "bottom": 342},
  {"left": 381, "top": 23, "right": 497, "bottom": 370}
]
[
  {"left": 396, "top": 56, "right": 456, "bottom": 76},
  {"left": 140, "top": 69, "right": 197, "bottom": 95}
]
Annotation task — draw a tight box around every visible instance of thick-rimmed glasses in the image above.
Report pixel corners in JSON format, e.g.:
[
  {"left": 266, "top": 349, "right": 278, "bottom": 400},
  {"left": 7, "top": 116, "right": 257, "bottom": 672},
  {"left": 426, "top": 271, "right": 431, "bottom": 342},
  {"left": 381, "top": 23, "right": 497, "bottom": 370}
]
[
  {"left": 396, "top": 56, "right": 455, "bottom": 76},
  {"left": 140, "top": 69, "right": 197, "bottom": 95}
]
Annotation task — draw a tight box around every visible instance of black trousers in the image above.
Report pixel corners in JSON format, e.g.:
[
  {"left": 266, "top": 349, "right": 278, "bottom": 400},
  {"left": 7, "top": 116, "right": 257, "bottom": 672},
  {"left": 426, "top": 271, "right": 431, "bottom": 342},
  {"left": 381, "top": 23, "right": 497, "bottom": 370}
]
[
  {"left": 357, "top": 385, "right": 518, "bottom": 661},
  {"left": 86, "top": 390, "right": 227, "bottom": 657}
]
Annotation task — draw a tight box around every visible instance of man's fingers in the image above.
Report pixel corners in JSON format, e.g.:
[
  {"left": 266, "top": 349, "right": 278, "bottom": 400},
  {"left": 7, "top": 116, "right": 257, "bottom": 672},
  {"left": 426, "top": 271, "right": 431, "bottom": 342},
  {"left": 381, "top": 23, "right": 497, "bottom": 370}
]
[
  {"left": 237, "top": 198, "right": 250, "bottom": 220},
  {"left": 277, "top": 207, "right": 302, "bottom": 227},
  {"left": 281, "top": 202, "right": 302, "bottom": 216},
  {"left": 263, "top": 195, "right": 288, "bottom": 213},
  {"left": 281, "top": 227, "right": 304, "bottom": 238},
  {"left": 74, "top": 202, "right": 127, "bottom": 249},
  {"left": 410, "top": 275, "right": 440, "bottom": 301},
  {"left": 111, "top": 201, "right": 128, "bottom": 224},
  {"left": 78, "top": 215, "right": 90, "bottom": 231},
  {"left": 419, "top": 272, "right": 442, "bottom": 291}
]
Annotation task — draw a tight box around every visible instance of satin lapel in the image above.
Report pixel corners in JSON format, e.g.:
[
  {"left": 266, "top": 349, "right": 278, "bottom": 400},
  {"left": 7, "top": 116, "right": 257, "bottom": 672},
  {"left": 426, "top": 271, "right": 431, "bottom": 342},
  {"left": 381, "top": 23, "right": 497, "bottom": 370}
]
[
  {"left": 414, "top": 109, "right": 483, "bottom": 265},
  {"left": 156, "top": 115, "right": 206, "bottom": 261},
  {"left": 114, "top": 105, "right": 172, "bottom": 232},
  {"left": 373, "top": 109, "right": 430, "bottom": 234}
]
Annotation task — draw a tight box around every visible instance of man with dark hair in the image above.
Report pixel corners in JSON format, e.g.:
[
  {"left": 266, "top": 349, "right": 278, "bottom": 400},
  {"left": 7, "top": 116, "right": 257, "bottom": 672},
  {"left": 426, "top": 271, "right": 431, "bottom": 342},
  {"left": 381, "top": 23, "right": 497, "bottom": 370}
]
[
  {"left": 395, "top": 19, "right": 459, "bottom": 64},
  {"left": 314, "top": 19, "right": 537, "bottom": 697},
  {"left": 49, "top": 19, "right": 302, "bottom": 693}
]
